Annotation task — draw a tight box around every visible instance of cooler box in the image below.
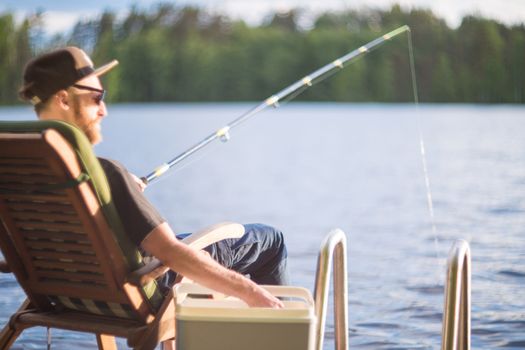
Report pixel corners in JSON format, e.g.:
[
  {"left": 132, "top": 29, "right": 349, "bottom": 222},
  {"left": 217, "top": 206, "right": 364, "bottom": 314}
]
[{"left": 175, "top": 283, "right": 316, "bottom": 350}]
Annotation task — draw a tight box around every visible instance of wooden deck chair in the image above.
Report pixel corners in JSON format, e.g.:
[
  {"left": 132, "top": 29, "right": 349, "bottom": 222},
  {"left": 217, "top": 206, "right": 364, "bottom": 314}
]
[{"left": 0, "top": 120, "right": 244, "bottom": 349}]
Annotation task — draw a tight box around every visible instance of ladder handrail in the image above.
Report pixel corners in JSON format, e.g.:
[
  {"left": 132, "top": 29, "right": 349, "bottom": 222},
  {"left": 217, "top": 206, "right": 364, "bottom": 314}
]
[
  {"left": 313, "top": 228, "right": 348, "bottom": 350},
  {"left": 441, "top": 239, "right": 471, "bottom": 350}
]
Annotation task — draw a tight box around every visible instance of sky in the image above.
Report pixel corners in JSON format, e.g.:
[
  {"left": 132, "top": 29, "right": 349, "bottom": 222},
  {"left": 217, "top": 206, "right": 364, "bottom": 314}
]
[{"left": 1, "top": 0, "right": 524, "bottom": 34}]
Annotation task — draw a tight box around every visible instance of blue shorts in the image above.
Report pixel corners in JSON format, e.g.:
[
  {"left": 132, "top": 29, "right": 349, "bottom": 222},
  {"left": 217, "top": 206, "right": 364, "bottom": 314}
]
[{"left": 161, "top": 223, "right": 289, "bottom": 286}]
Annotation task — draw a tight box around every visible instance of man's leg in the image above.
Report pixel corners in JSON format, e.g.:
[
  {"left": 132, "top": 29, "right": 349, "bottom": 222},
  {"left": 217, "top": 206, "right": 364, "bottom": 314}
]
[{"left": 204, "top": 223, "right": 290, "bottom": 285}]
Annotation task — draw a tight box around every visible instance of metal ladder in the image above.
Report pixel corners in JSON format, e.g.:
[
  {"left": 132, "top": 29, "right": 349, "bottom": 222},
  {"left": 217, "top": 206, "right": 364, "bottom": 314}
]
[
  {"left": 313, "top": 228, "right": 348, "bottom": 350},
  {"left": 312, "top": 232, "right": 471, "bottom": 350},
  {"left": 441, "top": 240, "right": 471, "bottom": 350}
]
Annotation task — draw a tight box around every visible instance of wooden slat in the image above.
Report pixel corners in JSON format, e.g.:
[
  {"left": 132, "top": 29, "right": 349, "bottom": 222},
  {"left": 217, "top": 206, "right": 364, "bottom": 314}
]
[
  {"left": 30, "top": 250, "right": 99, "bottom": 264},
  {"left": 10, "top": 211, "right": 81, "bottom": 223},
  {"left": 0, "top": 182, "right": 64, "bottom": 193},
  {"left": 0, "top": 193, "right": 69, "bottom": 202},
  {"left": 25, "top": 241, "right": 94, "bottom": 252},
  {"left": 0, "top": 165, "right": 54, "bottom": 176},
  {"left": 96, "top": 334, "right": 118, "bottom": 350},
  {"left": 6, "top": 202, "right": 76, "bottom": 214},
  {"left": 33, "top": 260, "right": 102, "bottom": 273},
  {"left": 15, "top": 221, "right": 85, "bottom": 233},
  {"left": 36, "top": 270, "right": 106, "bottom": 283},
  {"left": 21, "top": 230, "right": 88, "bottom": 242},
  {"left": 28, "top": 281, "right": 128, "bottom": 303},
  {"left": 0, "top": 157, "right": 47, "bottom": 166},
  {"left": 0, "top": 174, "right": 58, "bottom": 183}
]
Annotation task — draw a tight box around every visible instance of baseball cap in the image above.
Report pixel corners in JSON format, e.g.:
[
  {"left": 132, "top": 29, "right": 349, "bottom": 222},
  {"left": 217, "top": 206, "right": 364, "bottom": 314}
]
[{"left": 19, "top": 46, "right": 118, "bottom": 105}]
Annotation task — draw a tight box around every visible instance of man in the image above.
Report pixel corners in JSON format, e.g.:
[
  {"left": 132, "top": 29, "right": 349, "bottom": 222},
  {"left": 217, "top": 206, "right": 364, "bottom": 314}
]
[{"left": 18, "top": 47, "right": 288, "bottom": 308}]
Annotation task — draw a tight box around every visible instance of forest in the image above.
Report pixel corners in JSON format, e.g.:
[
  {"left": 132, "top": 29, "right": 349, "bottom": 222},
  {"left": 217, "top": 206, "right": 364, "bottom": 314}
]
[{"left": 0, "top": 4, "right": 524, "bottom": 104}]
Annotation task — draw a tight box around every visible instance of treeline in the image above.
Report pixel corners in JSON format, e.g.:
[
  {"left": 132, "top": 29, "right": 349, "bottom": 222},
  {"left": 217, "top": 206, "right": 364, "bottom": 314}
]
[{"left": 1, "top": 4, "right": 524, "bottom": 104}]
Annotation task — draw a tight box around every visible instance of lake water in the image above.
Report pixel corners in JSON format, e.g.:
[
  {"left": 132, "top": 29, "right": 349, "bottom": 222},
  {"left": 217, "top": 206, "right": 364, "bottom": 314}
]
[{"left": 0, "top": 103, "right": 524, "bottom": 349}]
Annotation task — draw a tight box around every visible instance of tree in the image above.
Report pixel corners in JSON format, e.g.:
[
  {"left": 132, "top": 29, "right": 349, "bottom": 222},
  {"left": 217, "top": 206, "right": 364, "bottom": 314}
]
[{"left": 1, "top": 6, "right": 525, "bottom": 104}]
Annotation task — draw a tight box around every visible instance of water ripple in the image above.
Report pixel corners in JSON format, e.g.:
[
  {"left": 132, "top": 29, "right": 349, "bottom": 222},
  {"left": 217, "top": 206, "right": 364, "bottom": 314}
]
[
  {"left": 410, "top": 312, "right": 443, "bottom": 321},
  {"left": 487, "top": 207, "right": 524, "bottom": 215},
  {"left": 486, "top": 319, "right": 525, "bottom": 326},
  {"left": 500, "top": 340, "right": 525, "bottom": 348},
  {"left": 357, "top": 322, "right": 402, "bottom": 329},
  {"left": 0, "top": 280, "right": 19, "bottom": 288},
  {"left": 405, "top": 285, "right": 444, "bottom": 295},
  {"left": 498, "top": 270, "right": 525, "bottom": 278},
  {"left": 472, "top": 327, "right": 501, "bottom": 335}
]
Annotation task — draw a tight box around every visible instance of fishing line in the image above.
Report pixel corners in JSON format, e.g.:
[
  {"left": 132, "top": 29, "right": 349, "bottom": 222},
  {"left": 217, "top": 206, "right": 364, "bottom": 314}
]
[{"left": 406, "top": 30, "right": 442, "bottom": 269}]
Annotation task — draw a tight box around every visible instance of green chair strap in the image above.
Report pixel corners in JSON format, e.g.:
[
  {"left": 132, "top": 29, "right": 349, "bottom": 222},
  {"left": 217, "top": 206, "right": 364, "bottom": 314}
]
[{"left": 37, "top": 172, "right": 91, "bottom": 192}]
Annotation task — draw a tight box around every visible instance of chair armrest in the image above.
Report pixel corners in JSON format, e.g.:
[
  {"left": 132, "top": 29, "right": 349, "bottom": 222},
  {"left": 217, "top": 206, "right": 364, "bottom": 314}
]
[
  {"left": 179, "top": 222, "right": 244, "bottom": 250},
  {"left": 0, "top": 260, "right": 11, "bottom": 273},
  {"left": 127, "top": 257, "right": 167, "bottom": 287},
  {"left": 127, "top": 222, "right": 244, "bottom": 286}
]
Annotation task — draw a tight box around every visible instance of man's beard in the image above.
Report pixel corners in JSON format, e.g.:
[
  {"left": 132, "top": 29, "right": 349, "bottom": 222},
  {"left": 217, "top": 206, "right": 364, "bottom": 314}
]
[{"left": 72, "top": 96, "right": 102, "bottom": 145}]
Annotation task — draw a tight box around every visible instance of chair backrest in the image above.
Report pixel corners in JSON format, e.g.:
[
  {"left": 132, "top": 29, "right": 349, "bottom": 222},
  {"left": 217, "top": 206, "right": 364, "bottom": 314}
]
[{"left": 0, "top": 120, "right": 163, "bottom": 322}]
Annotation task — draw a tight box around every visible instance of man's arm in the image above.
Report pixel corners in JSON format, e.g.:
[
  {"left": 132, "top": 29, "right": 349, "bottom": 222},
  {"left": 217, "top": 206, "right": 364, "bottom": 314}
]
[{"left": 140, "top": 222, "right": 284, "bottom": 308}]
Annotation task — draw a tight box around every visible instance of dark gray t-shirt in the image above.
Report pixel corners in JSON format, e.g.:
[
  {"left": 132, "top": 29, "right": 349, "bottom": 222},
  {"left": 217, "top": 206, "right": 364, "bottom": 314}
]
[{"left": 98, "top": 158, "right": 165, "bottom": 247}]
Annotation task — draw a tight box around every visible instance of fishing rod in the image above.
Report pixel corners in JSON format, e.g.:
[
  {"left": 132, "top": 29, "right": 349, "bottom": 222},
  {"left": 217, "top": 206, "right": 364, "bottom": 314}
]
[{"left": 142, "top": 25, "right": 411, "bottom": 185}]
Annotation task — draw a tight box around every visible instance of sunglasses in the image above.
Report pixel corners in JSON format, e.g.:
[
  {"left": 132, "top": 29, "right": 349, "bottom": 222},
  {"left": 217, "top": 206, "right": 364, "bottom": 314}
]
[{"left": 72, "top": 84, "right": 106, "bottom": 105}]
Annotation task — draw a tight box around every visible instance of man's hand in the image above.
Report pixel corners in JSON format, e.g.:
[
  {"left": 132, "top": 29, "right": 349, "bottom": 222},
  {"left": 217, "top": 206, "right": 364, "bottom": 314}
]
[
  {"left": 197, "top": 250, "right": 283, "bottom": 308},
  {"left": 244, "top": 284, "right": 284, "bottom": 308},
  {"left": 130, "top": 173, "right": 146, "bottom": 192}
]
